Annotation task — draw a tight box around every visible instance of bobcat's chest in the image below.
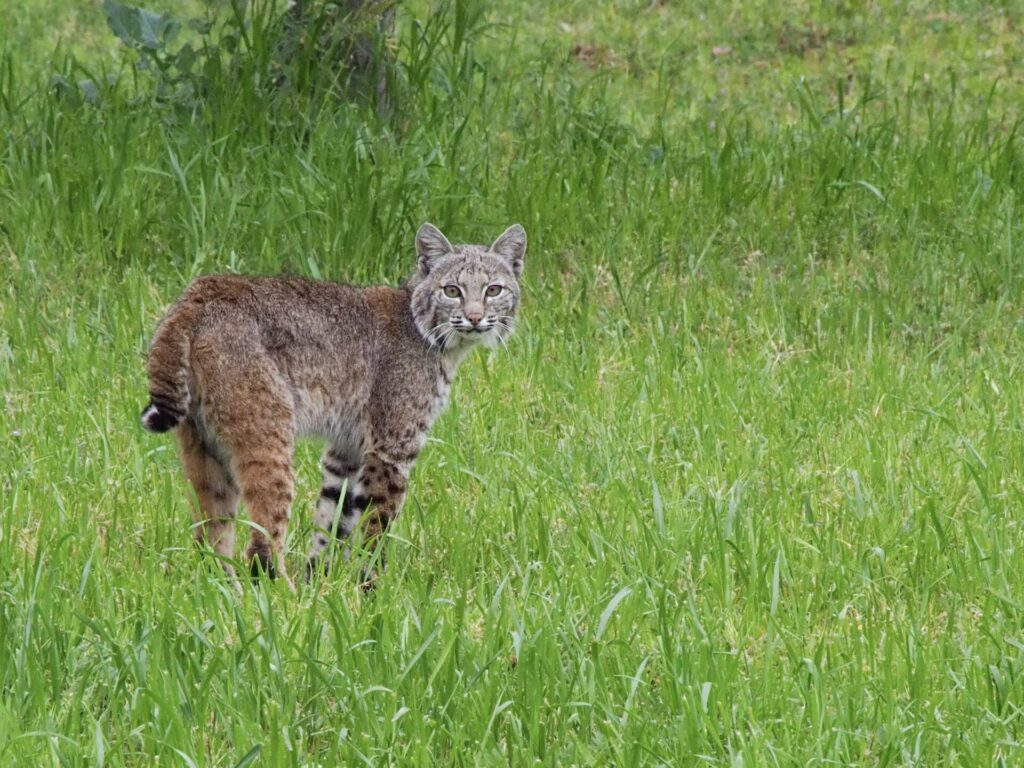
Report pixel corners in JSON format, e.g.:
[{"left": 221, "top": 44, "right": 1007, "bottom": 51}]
[
  {"left": 424, "top": 358, "right": 458, "bottom": 427},
  {"left": 431, "top": 378, "right": 452, "bottom": 418}
]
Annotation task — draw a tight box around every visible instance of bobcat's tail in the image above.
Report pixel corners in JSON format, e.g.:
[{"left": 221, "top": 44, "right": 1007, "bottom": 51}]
[{"left": 141, "top": 300, "right": 200, "bottom": 433}]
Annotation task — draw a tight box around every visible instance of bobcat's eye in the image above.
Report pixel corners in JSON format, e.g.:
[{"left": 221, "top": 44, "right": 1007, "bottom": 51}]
[
  {"left": 485, "top": 284, "right": 503, "bottom": 298},
  {"left": 442, "top": 285, "right": 462, "bottom": 299}
]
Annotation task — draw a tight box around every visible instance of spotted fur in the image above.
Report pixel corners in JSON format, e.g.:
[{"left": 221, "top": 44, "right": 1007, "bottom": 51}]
[{"left": 141, "top": 223, "right": 526, "bottom": 586}]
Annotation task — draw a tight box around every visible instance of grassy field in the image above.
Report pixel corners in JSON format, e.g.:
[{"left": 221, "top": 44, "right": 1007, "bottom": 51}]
[{"left": 3, "top": 0, "right": 1024, "bottom": 764}]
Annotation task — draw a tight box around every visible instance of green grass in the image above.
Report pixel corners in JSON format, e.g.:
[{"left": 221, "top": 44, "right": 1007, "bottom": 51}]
[{"left": 3, "top": 0, "right": 1024, "bottom": 764}]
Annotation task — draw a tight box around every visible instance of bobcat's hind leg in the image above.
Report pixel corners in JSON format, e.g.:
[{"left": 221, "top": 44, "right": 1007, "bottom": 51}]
[
  {"left": 196, "top": 344, "right": 297, "bottom": 589},
  {"left": 231, "top": 435, "right": 296, "bottom": 588},
  {"left": 306, "top": 446, "right": 361, "bottom": 580},
  {"left": 179, "top": 420, "right": 240, "bottom": 581}
]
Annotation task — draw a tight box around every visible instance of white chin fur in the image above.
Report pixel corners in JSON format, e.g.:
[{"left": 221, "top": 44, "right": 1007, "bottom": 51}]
[{"left": 459, "top": 329, "right": 500, "bottom": 349}]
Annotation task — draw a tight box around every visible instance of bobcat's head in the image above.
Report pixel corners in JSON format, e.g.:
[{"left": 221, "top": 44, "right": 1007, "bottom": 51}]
[{"left": 409, "top": 222, "right": 526, "bottom": 353}]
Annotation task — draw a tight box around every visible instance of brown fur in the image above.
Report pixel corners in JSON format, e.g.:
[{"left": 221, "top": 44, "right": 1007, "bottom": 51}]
[{"left": 141, "top": 223, "right": 526, "bottom": 587}]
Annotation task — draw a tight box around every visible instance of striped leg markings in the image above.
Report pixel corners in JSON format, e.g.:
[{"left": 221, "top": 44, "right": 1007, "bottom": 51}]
[
  {"left": 349, "top": 452, "right": 409, "bottom": 588},
  {"left": 307, "top": 448, "right": 359, "bottom": 578}
]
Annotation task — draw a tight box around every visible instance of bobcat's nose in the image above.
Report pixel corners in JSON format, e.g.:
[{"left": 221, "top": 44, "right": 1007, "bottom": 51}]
[{"left": 465, "top": 309, "right": 484, "bottom": 325}]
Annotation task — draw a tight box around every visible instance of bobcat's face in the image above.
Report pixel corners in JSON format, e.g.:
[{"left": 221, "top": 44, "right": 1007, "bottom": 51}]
[{"left": 410, "top": 223, "right": 526, "bottom": 351}]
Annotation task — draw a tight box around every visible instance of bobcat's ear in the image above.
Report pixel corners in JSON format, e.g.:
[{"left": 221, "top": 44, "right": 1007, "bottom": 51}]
[
  {"left": 416, "top": 223, "right": 453, "bottom": 273},
  {"left": 489, "top": 224, "right": 527, "bottom": 278}
]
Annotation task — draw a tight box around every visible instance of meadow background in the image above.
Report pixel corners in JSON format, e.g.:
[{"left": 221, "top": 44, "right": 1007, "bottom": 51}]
[{"left": 3, "top": 0, "right": 1024, "bottom": 764}]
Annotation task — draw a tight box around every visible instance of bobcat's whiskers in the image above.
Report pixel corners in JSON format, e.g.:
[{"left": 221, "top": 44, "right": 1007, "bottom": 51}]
[
  {"left": 427, "top": 320, "right": 455, "bottom": 348},
  {"left": 493, "top": 316, "right": 516, "bottom": 353}
]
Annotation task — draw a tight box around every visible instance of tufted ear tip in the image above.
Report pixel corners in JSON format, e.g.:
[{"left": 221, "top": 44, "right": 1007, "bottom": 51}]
[
  {"left": 490, "top": 223, "right": 527, "bottom": 277},
  {"left": 416, "top": 222, "right": 453, "bottom": 272}
]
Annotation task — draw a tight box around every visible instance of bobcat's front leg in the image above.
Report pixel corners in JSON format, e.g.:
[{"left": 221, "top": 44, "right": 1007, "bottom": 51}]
[
  {"left": 306, "top": 446, "right": 361, "bottom": 580},
  {"left": 351, "top": 452, "right": 409, "bottom": 588}
]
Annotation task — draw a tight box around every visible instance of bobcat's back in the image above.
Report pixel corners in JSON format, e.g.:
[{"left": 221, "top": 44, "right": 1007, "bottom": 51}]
[{"left": 142, "top": 275, "right": 413, "bottom": 435}]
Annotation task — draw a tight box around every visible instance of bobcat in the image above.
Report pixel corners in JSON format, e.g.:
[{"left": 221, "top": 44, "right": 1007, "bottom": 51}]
[{"left": 141, "top": 223, "right": 526, "bottom": 587}]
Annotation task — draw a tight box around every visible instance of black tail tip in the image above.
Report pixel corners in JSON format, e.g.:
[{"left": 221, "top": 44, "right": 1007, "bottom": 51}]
[{"left": 140, "top": 402, "right": 180, "bottom": 433}]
